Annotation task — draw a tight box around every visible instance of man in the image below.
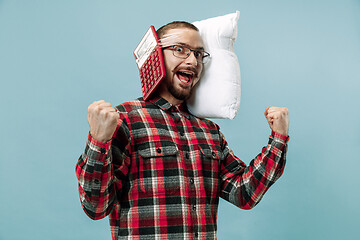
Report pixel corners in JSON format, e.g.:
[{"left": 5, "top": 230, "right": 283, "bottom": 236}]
[{"left": 76, "top": 21, "right": 289, "bottom": 239}]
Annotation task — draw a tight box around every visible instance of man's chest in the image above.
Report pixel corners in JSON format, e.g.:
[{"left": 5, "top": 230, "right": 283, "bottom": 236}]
[{"left": 125, "top": 109, "right": 224, "bottom": 199}]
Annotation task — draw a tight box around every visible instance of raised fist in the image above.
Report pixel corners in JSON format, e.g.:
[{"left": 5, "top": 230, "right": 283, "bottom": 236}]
[
  {"left": 88, "top": 100, "right": 119, "bottom": 142},
  {"left": 264, "top": 107, "right": 289, "bottom": 136}
]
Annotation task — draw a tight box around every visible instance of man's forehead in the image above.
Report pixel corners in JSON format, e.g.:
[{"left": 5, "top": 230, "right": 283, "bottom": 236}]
[{"left": 160, "top": 28, "right": 204, "bottom": 49}]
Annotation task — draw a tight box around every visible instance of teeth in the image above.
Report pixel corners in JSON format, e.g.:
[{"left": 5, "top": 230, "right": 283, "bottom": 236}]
[{"left": 180, "top": 72, "right": 193, "bottom": 77}]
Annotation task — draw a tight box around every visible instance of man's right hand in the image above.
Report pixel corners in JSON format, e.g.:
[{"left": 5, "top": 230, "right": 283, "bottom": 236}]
[{"left": 88, "top": 100, "right": 120, "bottom": 143}]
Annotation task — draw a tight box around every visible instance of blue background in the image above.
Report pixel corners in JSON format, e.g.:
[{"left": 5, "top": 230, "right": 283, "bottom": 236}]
[{"left": 1, "top": 0, "right": 359, "bottom": 239}]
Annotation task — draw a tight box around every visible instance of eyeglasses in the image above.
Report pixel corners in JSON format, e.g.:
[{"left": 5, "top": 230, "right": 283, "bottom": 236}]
[{"left": 163, "top": 45, "right": 210, "bottom": 64}]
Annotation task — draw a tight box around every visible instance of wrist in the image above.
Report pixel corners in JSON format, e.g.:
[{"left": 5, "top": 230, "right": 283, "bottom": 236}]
[
  {"left": 90, "top": 130, "right": 112, "bottom": 143},
  {"left": 271, "top": 130, "right": 289, "bottom": 142},
  {"left": 88, "top": 132, "right": 112, "bottom": 146}
]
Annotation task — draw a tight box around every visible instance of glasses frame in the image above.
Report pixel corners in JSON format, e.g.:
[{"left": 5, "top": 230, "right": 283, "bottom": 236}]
[{"left": 162, "top": 45, "right": 211, "bottom": 64}]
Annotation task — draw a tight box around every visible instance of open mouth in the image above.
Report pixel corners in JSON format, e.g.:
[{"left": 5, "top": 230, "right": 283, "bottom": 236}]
[{"left": 176, "top": 71, "right": 194, "bottom": 84}]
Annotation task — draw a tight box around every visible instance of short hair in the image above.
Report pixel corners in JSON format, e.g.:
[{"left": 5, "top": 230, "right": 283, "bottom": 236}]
[{"left": 156, "top": 21, "right": 199, "bottom": 39}]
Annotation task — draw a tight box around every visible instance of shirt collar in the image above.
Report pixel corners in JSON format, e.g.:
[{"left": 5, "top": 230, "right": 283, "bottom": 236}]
[
  {"left": 149, "top": 96, "right": 173, "bottom": 111},
  {"left": 148, "top": 96, "right": 191, "bottom": 119}
]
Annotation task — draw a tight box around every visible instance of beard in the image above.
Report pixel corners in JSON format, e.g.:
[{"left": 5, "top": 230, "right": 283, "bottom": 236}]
[{"left": 167, "top": 81, "right": 193, "bottom": 101}]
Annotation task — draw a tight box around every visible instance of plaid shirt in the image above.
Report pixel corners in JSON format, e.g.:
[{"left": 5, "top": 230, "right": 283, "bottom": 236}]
[{"left": 76, "top": 97, "right": 288, "bottom": 240}]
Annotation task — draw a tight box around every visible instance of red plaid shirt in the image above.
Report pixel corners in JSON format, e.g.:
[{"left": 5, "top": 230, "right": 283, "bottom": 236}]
[{"left": 76, "top": 97, "right": 288, "bottom": 240}]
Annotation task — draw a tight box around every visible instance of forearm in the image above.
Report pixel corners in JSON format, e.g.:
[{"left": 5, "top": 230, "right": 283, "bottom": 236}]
[
  {"left": 221, "top": 131, "right": 289, "bottom": 209},
  {"left": 75, "top": 133, "right": 117, "bottom": 220}
]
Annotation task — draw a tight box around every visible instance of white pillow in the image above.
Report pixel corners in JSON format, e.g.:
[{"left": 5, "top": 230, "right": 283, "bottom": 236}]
[{"left": 187, "top": 11, "right": 241, "bottom": 119}]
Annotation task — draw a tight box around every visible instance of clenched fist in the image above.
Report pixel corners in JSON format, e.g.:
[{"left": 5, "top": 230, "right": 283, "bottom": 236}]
[
  {"left": 88, "top": 100, "right": 120, "bottom": 142},
  {"left": 264, "top": 107, "right": 289, "bottom": 136}
]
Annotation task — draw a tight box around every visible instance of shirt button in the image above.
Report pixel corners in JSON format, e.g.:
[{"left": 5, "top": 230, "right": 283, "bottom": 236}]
[
  {"left": 180, "top": 131, "right": 184, "bottom": 136},
  {"left": 185, "top": 153, "right": 190, "bottom": 159},
  {"left": 156, "top": 148, "right": 162, "bottom": 153},
  {"left": 192, "top": 205, "right": 196, "bottom": 211},
  {"left": 212, "top": 151, "right": 216, "bottom": 157},
  {"left": 190, "top": 178, "right": 194, "bottom": 184},
  {"left": 94, "top": 179, "right": 100, "bottom": 184},
  {"left": 100, "top": 148, "right": 106, "bottom": 154}
]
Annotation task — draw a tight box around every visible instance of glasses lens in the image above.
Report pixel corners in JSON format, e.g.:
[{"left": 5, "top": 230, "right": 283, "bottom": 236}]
[
  {"left": 171, "top": 45, "right": 210, "bottom": 64},
  {"left": 202, "top": 52, "right": 210, "bottom": 64},
  {"left": 172, "top": 46, "right": 188, "bottom": 58}
]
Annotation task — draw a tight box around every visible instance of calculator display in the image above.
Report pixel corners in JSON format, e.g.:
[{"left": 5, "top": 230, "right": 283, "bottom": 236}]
[{"left": 134, "top": 26, "right": 166, "bottom": 100}]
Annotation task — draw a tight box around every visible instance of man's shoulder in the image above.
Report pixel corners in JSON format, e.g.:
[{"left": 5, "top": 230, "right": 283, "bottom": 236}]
[
  {"left": 115, "top": 97, "right": 155, "bottom": 115},
  {"left": 195, "top": 116, "right": 220, "bottom": 130},
  {"left": 115, "top": 97, "right": 143, "bottom": 113}
]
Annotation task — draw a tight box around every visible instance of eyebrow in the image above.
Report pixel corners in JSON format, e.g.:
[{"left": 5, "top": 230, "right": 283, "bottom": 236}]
[{"left": 174, "top": 42, "right": 205, "bottom": 51}]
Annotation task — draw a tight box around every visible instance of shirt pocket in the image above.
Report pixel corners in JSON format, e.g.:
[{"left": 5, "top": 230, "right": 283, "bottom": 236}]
[
  {"left": 198, "top": 144, "right": 222, "bottom": 200},
  {"left": 137, "top": 142, "right": 180, "bottom": 196}
]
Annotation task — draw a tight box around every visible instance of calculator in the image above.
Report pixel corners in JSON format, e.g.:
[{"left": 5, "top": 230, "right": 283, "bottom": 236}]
[{"left": 134, "top": 26, "right": 166, "bottom": 100}]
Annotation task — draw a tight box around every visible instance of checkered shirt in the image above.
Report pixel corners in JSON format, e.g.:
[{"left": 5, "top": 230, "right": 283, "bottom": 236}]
[{"left": 76, "top": 97, "right": 289, "bottom": 240}]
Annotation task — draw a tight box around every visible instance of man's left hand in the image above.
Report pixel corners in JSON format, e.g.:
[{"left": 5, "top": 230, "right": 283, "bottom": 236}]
[{"left": 264, "top": 107, "right": 289, "bottom": 136}]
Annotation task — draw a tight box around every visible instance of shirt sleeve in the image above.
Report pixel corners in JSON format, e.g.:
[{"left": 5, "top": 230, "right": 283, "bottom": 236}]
[
  {"left": 75, "top": 116, "right": 131, "bottom": 220},
  {"left": 219, "top": 131, "right": 289, "bottom": 209}
]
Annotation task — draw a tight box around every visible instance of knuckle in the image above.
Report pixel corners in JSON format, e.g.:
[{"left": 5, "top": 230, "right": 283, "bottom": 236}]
[
  {"left": 94, "top": 104, "right": 102, "bottom": 113},
  {"left": 100, "top": 108, "right": 109, "bottom": 117},
  {"left": 88, "top": 104, "right": 98, "bottom": 113}
]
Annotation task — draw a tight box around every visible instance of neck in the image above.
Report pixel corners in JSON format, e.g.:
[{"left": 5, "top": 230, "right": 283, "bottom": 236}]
[
  {"left": 159, "top": 92, "right": 184, "bottom": 106},
  {"left": 157, "top": 82, "right": 186, "bottom": 106}
]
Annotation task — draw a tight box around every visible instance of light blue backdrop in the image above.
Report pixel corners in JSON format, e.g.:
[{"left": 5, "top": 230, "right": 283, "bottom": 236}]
[{"left": 1, "top": 0, "right": 359, "bottom": 239}]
